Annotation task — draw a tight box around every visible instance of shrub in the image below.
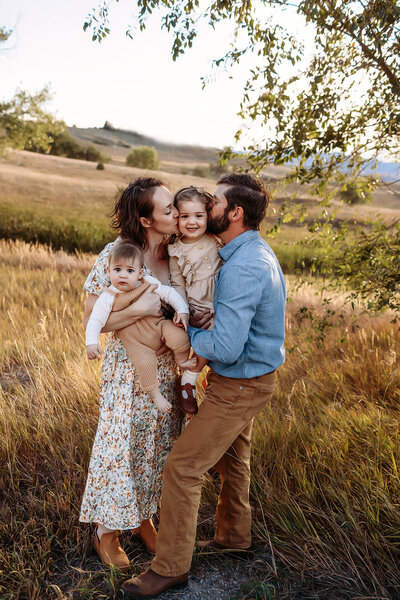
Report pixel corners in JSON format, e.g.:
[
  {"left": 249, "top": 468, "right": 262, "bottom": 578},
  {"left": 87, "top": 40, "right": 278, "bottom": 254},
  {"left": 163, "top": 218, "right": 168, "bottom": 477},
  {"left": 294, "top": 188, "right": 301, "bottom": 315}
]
[
  {"left": 49, "top": 133, "right": 109, "bottom": 163},
  {"left": 126, "top": 146, "right": 159, "bottom": 170},
  {"left": 50, "top": 131, "right": 85, "bottom": 159},
  {"left": 209, "top": 161, "right": 229, "bottom": 176},
  {"left": 85, "top": 145, "right": 105, "bottom": 163},
  {"left": 339, "top": 178, "right": 373, "bottom": 205},
  {"left": 96, "top": 162, "right": 105, "bottom": 170},
  {"left": 192, "top": 165, "right": 209, "bottom": 178}
]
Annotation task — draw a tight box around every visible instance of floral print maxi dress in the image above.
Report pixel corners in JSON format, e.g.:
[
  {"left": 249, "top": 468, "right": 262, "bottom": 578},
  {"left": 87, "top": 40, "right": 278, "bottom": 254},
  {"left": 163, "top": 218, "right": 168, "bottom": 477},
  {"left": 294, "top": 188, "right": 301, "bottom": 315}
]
[{"left": 79, "top": 241, "right": 182, "bottom": 530}]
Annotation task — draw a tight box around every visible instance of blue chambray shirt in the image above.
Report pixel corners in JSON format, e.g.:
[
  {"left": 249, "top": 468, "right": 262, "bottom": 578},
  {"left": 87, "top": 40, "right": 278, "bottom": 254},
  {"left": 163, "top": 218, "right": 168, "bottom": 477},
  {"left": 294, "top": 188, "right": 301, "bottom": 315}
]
[{"left": 188, "top": 229, "right": 286, "bottom": 378}]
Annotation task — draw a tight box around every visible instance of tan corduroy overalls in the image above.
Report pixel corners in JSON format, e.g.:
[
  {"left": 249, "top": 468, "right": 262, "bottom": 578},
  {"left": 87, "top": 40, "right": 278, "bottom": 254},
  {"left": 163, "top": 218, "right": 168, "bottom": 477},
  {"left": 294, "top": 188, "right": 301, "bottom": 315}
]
[{"left": 113, "top": 279, "right": 190, "bottom": 392}]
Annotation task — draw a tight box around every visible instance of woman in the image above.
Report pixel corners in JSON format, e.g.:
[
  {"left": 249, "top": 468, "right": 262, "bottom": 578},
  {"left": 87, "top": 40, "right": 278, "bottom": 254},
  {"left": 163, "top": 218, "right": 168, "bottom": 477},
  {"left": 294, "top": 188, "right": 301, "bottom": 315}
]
[{"left": 80, "top": 177, "right": 185, "bottom": 570}]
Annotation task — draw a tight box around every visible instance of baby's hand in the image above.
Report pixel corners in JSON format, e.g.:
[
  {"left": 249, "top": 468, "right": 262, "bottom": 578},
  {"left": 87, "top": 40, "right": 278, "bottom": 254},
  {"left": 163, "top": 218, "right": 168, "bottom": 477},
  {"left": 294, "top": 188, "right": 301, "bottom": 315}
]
[
  {"left": 174, "top": 312, "right": 189, "bottom": 331},
  {"left": 87, "top": 344, "right": 102, "bottom": 360}
]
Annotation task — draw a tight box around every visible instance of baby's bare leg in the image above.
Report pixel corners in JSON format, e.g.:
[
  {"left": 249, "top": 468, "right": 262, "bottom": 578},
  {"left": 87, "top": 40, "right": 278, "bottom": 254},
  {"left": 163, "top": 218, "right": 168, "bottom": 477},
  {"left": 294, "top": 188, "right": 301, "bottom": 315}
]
[{"left": 148, "top": 388, "right": 172, "bottom": 413}]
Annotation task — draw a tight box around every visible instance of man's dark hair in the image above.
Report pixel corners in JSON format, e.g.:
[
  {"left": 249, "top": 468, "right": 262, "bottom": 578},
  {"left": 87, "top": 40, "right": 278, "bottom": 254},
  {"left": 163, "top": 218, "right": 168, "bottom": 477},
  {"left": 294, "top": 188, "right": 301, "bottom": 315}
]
[{"left": 217, "top": 173, "right": 269, "bottom": 230}]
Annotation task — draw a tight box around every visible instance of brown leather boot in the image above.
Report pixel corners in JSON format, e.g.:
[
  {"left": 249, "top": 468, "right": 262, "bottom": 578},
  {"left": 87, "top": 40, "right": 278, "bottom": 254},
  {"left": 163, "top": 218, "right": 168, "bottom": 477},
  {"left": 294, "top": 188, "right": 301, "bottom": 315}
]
[
  {"left": 93, "top": 531, "right": 130, "bottom": 571},
  {"left": 121, "top": 568, "right": 189, "bottom": 599},
  {"left": 133, "top": 518, "right": 157, "bottom": 554},
  {"left": 179, "top": 382, "right": 198, "bottom": 414}
]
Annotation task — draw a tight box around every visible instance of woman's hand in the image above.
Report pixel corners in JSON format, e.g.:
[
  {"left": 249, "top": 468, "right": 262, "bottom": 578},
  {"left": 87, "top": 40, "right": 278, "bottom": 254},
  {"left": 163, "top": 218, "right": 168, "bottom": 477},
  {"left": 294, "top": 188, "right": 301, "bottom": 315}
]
[
  {"left": 189, "top": 309, "right": 213, "bottom": 330},
  {"left": 83, "top": 285, "right": 162, "bottom": 334},
  {"left": 123, "top": 284, "right": 161, "bottom": 319},
  {"left": 104, "top": 284, "right": 161, "bottom": 331}
]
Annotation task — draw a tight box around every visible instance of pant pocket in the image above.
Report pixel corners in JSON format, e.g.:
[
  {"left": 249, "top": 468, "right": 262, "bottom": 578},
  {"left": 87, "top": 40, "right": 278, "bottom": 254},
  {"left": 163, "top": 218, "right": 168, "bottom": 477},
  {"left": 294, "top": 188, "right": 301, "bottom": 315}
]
[{"left": 241, "top": 387, "right": 274, "bottom": 422}]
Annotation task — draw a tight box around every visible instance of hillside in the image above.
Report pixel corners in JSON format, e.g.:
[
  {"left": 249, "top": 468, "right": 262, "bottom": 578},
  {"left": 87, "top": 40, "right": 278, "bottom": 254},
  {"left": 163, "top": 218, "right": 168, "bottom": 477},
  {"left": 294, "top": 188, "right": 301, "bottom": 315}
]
[
  {"left": 68, "top": 124, "right": 223, "bottom": 172},
  {"left": 67, "top": 124, "right": 400, "bottom": 210}
]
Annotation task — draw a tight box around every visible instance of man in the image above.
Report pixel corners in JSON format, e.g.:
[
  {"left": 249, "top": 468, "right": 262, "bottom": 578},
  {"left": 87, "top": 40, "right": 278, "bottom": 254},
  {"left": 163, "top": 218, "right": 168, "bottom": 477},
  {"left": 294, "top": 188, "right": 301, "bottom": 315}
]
[{"left": 121, "top": 173, "right": 286, "bottom": 599}]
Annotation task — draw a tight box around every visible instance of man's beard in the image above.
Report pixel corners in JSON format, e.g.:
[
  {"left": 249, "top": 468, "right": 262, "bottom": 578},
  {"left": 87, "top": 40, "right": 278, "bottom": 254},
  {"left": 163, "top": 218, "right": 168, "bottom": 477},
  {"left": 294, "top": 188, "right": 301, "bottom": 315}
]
[{"left": 207, "top": 209, "right": 230, "bottom": 235}]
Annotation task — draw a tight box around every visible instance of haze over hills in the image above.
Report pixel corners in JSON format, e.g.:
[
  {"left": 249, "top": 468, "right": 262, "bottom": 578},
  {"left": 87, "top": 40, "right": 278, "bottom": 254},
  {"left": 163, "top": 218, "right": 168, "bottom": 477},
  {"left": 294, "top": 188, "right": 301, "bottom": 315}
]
[{"left": 68, "top": 122, "right": 400, "bottom": 187}]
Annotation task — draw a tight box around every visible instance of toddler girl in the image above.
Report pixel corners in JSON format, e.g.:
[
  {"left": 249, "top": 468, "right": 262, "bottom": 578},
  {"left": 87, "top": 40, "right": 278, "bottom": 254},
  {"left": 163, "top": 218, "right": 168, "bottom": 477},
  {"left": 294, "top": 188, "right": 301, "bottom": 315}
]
[
  {"left": 168, "top": 186, "right": 223, "bottom": 414},
  {"left": 86, "top": 239, "right": 196, "bottom": 413}
]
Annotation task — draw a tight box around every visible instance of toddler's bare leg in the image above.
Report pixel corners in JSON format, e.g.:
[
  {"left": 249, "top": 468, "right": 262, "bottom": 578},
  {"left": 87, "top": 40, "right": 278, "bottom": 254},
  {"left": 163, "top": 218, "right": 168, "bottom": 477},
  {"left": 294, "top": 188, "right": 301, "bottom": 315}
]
[
  {"left": 174, "top": 349, "right": 197, "bottom": 370},
  {"left": 192, "top": 353, "right": 208, "bottom": 373}
]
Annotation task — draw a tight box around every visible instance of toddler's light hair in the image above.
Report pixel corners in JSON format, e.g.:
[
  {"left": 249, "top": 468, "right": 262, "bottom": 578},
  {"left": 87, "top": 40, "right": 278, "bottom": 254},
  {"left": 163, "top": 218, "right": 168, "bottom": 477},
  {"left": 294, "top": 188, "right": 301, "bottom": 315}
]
[{"left": 174, "top": 186, "right": 213, "bottom": 211}]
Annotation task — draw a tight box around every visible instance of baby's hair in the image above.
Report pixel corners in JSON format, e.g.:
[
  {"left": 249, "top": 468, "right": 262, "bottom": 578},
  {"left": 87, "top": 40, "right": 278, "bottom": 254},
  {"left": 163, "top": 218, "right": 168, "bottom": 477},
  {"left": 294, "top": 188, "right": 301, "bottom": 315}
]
[
  {"left": 108, "top": 239, "right": 144, "bottom": 267},
  {"left": 174, "top": 186, "right": 213, "bottom": 211}
]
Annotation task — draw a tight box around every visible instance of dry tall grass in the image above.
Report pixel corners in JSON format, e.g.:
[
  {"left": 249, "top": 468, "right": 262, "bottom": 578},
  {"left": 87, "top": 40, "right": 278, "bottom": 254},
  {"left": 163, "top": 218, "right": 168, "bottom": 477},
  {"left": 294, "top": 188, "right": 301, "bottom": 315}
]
[{"left": 1, "top": 240, "right": 399, "bottom": 599}]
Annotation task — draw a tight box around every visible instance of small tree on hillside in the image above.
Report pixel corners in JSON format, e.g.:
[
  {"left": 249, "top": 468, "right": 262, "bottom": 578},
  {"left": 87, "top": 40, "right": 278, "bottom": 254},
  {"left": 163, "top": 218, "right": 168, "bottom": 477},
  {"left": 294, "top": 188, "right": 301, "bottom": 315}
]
[{"left": 126, "top": 146, "right": 159, "bottom": 170}]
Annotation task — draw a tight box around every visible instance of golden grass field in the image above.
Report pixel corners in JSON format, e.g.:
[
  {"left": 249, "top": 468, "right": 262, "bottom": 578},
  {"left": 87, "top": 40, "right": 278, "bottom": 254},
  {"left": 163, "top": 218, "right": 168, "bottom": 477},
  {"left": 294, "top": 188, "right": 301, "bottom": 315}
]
[
  {"left": 1, "top": 145, "right": 400, "bottom": 598},
  {"left": 1, "top": 238, "right": 400, "bottom": 599}
]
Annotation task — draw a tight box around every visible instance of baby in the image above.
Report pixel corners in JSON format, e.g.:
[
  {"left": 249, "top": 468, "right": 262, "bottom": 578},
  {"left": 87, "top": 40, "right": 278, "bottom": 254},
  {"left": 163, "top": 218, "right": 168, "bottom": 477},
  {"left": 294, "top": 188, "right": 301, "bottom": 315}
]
[
  {"left": 86, "top": 239, "right": 196, "bottom": 413},
  {"left": 168, "top": 186, "right": 223, "bottom": 415}
]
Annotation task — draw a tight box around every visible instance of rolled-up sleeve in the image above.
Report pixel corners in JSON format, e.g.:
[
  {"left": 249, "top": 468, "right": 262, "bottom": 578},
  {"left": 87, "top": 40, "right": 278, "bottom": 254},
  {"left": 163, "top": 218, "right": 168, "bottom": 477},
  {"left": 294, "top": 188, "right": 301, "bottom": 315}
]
[{"left": 188, "top": 266, "right": 262, "bottom": 363}]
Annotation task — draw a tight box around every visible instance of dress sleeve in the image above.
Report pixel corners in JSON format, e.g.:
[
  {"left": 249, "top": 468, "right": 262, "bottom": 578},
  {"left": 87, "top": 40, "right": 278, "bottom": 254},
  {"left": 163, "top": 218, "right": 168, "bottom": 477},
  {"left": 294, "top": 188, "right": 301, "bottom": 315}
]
[
  {"left": 168, "top": 255, "right": 188, "bottom": 304},
  {"left": 83, "top": 242, "right": 114, "bottom": 296}
]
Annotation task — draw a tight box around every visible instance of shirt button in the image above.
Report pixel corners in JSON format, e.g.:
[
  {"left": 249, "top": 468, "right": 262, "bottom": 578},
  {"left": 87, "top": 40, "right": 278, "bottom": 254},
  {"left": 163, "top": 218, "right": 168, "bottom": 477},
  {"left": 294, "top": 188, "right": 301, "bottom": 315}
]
[
  {"left": 198, "top": 245, "right": 203, "bottom": 250},
  {"left": 204, "top": 256, "right": 208, "bottom": 261},
  {"left": 208, "top": 266, "right": 212, "bottom": 270}
]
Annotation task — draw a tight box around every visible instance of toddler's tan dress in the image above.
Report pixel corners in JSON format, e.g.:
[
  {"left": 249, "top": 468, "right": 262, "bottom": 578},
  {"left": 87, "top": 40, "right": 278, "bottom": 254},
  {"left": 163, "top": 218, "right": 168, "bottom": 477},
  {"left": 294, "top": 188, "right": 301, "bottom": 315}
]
[
  {"left": 168, "top": 234, "right": 223, "bottom": 321},
  {"left": 79, "top": 240, "right": 182, "bottom": 530}
]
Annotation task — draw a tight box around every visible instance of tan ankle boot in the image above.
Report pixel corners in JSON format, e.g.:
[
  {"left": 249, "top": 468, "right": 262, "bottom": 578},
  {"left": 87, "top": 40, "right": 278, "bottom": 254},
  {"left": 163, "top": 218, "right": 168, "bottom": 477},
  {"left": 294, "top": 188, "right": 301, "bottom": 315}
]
[
  {"left": 93, "top": 531, "right": 130, "bottom": 571},
  {"left": 133, "top": 518, "right": 157, "bottom": 554}
]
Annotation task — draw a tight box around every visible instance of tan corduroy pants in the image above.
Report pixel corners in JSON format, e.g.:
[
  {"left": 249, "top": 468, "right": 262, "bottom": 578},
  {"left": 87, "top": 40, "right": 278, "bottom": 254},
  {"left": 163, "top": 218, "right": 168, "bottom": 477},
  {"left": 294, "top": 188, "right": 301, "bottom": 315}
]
[
  {"left": 151, "top": 368, "right": 277, "bottom": 576},
  {"left": 114, "top": 280, "right": 190, "bottom": 392}
]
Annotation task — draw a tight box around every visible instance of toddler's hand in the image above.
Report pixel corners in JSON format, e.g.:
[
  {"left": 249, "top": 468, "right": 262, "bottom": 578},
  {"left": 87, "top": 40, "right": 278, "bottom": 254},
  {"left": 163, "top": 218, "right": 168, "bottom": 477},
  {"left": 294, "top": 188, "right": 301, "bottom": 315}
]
[
  {"left": 87, "top": 344, "right": 102, "bottom": 360},
  {"left": 174, "top": 312, "right": 189, "bottom": 331}
]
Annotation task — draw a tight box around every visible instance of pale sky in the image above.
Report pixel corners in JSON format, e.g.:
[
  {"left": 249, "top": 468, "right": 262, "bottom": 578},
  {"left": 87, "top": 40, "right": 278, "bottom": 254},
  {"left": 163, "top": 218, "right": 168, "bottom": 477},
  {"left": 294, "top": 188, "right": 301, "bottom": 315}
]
[{"left": 1, "top": 0, "right": 261, "bottom": 148}]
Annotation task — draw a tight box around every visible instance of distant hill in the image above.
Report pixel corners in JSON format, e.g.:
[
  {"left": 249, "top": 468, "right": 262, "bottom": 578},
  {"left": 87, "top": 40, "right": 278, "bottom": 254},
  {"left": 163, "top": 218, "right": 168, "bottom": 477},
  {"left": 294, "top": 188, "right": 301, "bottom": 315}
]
[
  {"left": 67, "top": 124, "right": 400, "bottom": 208},
  {"left": 68, "top": 123, "right": 222, "bottom": 168}
]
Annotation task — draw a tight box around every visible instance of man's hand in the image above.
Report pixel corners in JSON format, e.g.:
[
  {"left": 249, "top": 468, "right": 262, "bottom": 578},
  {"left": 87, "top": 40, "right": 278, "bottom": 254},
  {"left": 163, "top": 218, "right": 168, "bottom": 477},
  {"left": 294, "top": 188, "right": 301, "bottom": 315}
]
[
  {"left": 87, "top": 344, "right": 102, "bottom": 360},
  {"left": 189, "top": 309, "right": 213, "bottom": 330},
  {"left": 173, "top": 312, "right": 189, "bottom": 331}
]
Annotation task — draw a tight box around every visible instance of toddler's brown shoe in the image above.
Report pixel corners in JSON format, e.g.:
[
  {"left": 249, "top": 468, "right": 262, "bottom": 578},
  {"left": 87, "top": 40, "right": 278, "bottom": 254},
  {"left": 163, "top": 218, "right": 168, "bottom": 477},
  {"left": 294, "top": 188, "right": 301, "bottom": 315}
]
[{"left": 179, "top": 382, "right": 198, "bottom": 415}]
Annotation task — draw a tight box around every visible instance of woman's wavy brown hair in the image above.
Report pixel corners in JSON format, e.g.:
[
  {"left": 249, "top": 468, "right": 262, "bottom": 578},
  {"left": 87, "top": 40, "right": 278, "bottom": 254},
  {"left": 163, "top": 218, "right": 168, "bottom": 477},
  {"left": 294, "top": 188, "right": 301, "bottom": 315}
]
[{"left": 110, "top": 178, "right": 166, "bottom": 249}]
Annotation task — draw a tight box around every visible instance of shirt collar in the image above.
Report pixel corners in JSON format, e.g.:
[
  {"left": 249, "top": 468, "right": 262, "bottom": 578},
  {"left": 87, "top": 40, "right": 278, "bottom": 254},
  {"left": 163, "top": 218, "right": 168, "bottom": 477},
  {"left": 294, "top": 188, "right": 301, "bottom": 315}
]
[{"left": 218, "top": 229, "right": 259, "bottom": 262}]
